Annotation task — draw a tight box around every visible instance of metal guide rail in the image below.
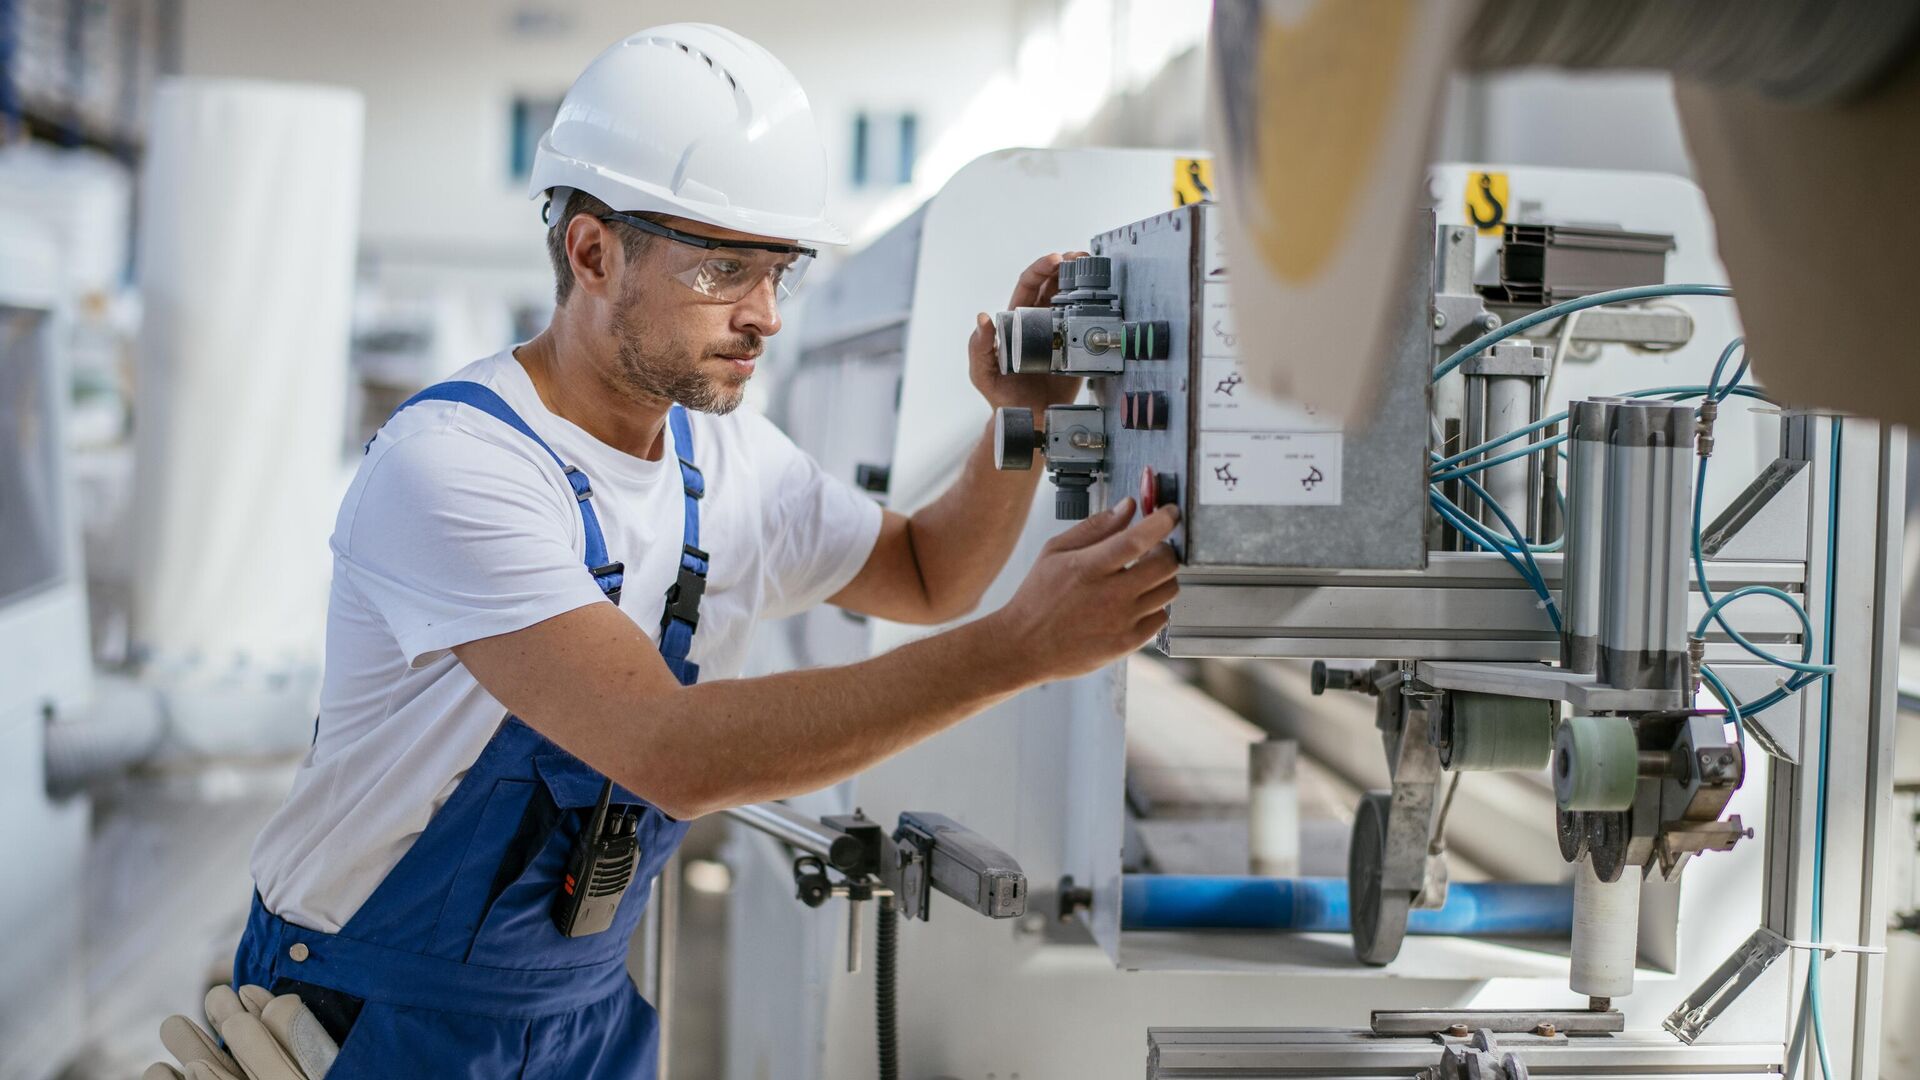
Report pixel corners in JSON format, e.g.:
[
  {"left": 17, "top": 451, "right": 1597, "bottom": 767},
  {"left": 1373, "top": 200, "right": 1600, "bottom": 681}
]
[{"left": 1146, "top": 1026, "right": 1783, "bottom": 1079}]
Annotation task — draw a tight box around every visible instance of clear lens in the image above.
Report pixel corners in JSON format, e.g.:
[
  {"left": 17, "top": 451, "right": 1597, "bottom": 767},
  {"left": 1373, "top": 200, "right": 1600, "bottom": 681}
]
[{"left": 667, "top": 247, "right": 813, "bottom": 302}]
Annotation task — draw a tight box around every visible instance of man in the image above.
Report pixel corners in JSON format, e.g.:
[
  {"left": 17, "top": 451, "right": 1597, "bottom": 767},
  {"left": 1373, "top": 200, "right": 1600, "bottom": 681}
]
[{"left": 225, "top": 23, "right": 1176, "bottom": 1079}]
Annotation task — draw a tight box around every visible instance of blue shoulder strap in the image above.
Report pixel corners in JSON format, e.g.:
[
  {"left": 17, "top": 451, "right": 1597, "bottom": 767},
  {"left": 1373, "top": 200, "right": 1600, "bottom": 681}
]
[
  {"left": 375, "top": 380, "right": 705, "bottom": 686},
  {"left": 660, "top": 404, "right": 706, "bottom": 686}
]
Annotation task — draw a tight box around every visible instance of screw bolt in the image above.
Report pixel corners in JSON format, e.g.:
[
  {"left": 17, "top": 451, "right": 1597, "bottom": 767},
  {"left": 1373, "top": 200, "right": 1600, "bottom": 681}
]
[{"left": 1446, "top": 1024, "right": 1471, "bottom": 1038}]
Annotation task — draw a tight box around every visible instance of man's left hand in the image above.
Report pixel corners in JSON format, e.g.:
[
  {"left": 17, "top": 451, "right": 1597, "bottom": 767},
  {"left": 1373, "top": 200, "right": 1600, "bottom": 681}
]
[{"left": 969, "top": 251, "right": 1088, "bottom": 415}]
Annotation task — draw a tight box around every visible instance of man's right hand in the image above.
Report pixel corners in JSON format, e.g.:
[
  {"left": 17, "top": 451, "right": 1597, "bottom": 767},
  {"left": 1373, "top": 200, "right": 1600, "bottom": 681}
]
[{"left": 987, "top": 497, "right": 1181, "bottom": 682}]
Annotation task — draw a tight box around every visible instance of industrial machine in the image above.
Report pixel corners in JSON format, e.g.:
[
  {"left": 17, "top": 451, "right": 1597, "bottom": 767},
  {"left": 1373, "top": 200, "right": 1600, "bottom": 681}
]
[
  {"left": 1000, "top": 190, "right": 1895, "bottom": 1074},
  {"left": 727, "top": 149, "right": 1902, "bottom": 1079},
  {"left": 0, "top": 207, "right": 95, "bottom": 1079}
]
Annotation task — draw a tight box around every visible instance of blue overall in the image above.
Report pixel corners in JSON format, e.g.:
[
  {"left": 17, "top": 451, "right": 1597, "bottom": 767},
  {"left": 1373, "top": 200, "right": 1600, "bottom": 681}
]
[{"left": 234, "top": 382, "right": 709, "bottom": 1077}]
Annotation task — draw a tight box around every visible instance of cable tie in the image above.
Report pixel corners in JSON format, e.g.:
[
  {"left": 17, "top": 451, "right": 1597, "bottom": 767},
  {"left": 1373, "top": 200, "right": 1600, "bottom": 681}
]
[{"left": 1782, "top": 939, "right": 1887, "bottom": 958}]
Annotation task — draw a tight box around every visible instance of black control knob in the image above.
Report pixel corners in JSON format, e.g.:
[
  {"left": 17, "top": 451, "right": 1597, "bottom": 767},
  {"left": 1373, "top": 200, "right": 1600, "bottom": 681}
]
[
  {"left": 994, "top": 407, "right": 1038, "bottom": 471},
  {"left": 1310, "top": 661, "right": 1374, "bottom": 697},
  {"left": 1072, "top": 255, "right": 1111, "bottom": 290},
  {"left": 1006, "top": 307, "right": 1057, "bottom": 374},
  {"left": 1055, "top": 475, "right": 1093, "bottom": 520}
]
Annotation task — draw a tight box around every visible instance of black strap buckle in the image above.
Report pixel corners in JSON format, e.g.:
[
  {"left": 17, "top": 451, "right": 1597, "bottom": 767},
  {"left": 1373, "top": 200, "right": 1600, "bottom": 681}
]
[
  {"left": 662, "top": 546, "right": 709, "bottom": 629},
  {"left": 591, "top": 561, "right": 625, "bottom": 604},
  {"left": 662, "top": 568, "right": 706, "bottom": 629}
]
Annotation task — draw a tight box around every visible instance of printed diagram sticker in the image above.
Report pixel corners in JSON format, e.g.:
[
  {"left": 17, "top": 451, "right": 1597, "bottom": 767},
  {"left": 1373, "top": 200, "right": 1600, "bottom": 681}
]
[{"left": 1198, "top": 431, "right": 1343, "bottom": 506}]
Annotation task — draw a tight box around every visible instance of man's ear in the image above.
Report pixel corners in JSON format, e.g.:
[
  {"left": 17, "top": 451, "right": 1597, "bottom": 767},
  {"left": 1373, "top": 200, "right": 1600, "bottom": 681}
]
[{"left": 566, "top": 214, "right": 616, "bottom": 299}]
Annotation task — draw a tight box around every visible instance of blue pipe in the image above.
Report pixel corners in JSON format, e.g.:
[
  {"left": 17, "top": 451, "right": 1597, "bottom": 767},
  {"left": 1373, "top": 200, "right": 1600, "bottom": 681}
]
[{"left": 1120, "top": 875, "right": 1573, "bottom": 937}]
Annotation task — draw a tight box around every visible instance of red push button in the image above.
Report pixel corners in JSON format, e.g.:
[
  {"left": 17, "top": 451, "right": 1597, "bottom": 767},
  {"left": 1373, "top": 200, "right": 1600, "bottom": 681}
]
[{"left": 1140, "top": 467, "right": 1178, "bottom": 515}]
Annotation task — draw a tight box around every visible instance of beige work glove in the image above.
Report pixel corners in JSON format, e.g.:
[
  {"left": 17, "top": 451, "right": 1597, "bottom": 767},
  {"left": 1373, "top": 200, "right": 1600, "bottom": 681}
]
[{"left": 142, "top": 983, "right": 338, "bottom": 1080}]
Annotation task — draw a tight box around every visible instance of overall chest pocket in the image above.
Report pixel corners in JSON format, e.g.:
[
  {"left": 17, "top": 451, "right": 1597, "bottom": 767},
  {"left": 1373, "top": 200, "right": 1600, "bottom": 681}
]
[{"left": 457, "top": 752, "right": 677, "bottom": 968}]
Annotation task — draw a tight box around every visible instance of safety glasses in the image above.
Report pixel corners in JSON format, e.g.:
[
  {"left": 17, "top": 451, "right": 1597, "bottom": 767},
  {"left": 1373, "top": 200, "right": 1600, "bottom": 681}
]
[{"left": 599, "top": 211, "right": 817, "bottom": 303}]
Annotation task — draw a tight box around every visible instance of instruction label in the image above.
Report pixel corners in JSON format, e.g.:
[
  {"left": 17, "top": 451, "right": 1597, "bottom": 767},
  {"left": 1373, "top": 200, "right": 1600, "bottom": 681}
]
[
  {"left": 1199, "top": 432, "right": 1343, "bottom": 507},
  {"left": 1192, "top": 230, "right": 1344, "bottom": 507},
  {"left": 1200, "top": 358, "right": 1340, "bottom": 433}
]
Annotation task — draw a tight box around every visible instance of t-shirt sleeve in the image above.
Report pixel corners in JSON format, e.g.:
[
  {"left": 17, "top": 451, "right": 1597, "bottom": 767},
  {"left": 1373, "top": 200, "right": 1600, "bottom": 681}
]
[
  {"left": 336, "top": 426, "right": 610, "bottom": 667},
  {"left": 742, "top": 411, "right": 884, "bottom": 621}
]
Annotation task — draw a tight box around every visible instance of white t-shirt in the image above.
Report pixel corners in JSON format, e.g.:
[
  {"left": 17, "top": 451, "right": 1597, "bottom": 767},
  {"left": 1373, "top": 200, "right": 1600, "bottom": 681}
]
[{"left": 250, "top": 350, "right": 883, "bottom": 933}]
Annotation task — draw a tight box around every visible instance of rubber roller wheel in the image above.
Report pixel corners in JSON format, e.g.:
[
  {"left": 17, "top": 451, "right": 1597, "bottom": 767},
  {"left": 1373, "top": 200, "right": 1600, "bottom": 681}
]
[
  {"left": 1554, "top": 715, "right": 1638, "bottom": 811},
  {"left": 1441, "top": 692, "right": 1555, "bottom": 772},
  {"left": 1348, "top": 791, "right": 1413, "bottom": 966}
]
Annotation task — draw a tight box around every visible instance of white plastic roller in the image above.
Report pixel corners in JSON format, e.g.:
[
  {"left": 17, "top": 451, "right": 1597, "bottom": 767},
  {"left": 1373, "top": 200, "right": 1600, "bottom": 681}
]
[{"left": 1570, "top": 855, "right": 1641, "bottom": 999}]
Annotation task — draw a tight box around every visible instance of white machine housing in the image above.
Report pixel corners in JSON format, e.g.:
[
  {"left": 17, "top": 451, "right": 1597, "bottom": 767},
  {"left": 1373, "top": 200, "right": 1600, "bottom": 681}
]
[{"left": 0, "top": 210, "right": 95, "bottom": 1080}]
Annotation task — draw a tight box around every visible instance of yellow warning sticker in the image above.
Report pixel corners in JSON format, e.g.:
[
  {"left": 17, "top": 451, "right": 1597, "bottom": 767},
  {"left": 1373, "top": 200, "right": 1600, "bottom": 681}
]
[
  {"left": 1466, "top": 171, "right": 1508, "bottom": 236},
  {"left": 1174, "top": 157, "right": 1215, "bottom": 207}
]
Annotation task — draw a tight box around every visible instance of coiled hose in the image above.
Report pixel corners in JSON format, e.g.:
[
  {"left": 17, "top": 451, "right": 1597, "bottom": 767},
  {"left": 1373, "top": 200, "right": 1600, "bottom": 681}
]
[{"left": 876, "top": 895, "right": 898, "bottom": 1080}]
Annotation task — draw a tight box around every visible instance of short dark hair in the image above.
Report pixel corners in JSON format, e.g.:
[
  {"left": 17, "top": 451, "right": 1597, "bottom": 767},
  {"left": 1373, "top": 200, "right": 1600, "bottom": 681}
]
[{"left": 545, "top": 189, "right": 653, "bottom": 305}]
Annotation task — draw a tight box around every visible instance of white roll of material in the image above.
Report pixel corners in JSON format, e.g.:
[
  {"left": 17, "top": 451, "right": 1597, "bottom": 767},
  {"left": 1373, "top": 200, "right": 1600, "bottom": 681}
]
[
  {"left": 131, "top": 78, "right": 364, "bottom": 667},
  {"left": 1571, "top": 856, "right": 1641, "bottom": 999},
  {"left": 1248, "top": 739, "right": 1301, "bottom": 877}
]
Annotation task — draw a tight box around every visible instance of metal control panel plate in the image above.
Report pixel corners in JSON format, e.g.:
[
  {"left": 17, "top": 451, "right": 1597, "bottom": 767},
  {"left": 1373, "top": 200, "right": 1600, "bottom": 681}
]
[{"left": 1090, "top": 203, "right": 1432, "bottom": 569}]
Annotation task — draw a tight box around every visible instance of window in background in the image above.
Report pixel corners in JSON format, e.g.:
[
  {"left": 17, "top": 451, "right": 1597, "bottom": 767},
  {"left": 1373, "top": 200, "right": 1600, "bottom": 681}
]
[
  {"left": 850, "top": 110, "right": 918, "bottom": 189},
  {"left": 0, "top": 307, "right": 65, "bottom": 606},
  {"left": 509, "top": 95, "right": 563, "bottom": 181}
]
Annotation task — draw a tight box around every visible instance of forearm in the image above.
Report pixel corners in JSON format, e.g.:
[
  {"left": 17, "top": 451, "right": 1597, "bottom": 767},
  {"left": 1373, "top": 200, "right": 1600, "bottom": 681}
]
[
  {"left": 462, "top": 490, "right": 1179, "bottom": 821},
  {"left": 901, "top": 418, "right": 1044, "bottom": 618},
  {"left": 595, "top": 614, "right": 1032, "bottom": 818}
]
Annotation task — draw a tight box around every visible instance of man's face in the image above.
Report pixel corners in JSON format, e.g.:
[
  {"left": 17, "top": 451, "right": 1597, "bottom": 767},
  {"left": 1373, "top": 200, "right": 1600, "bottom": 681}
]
[{"left": 602, "top": 216, "right": 787, "bottom": 416}]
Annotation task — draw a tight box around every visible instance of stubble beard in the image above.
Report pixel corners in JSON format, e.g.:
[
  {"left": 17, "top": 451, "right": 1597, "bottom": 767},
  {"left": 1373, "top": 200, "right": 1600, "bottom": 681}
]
[{"left": 607, "top": 289, "right": 754, "bottom": 416}]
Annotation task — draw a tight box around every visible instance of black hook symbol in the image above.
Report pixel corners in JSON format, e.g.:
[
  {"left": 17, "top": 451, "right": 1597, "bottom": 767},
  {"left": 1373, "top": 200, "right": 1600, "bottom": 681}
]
[
  {"left": 1302, "top": 466, "right": 1324, "bottom": 491},
  {"left": 1468, "top": 174, "right": 1504, "bottom": 229},
  {"left": 1182, "top": 160, "right": 1213, "bottom": 206}
]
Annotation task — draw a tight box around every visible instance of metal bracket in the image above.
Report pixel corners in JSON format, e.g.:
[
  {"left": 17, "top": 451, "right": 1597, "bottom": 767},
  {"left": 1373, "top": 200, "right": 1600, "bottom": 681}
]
[
  {"left": 1414, "top": 660, "right": 1685, "bottom": 712},
  {"left": 1662, "top": 926, "right": 1791, "bottom": 1044}
]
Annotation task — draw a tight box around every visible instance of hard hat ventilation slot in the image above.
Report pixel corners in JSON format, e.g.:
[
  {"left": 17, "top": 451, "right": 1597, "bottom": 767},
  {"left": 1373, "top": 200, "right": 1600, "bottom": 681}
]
[{"left": 656, "top": 39, "right": 735, "bottom": 88}]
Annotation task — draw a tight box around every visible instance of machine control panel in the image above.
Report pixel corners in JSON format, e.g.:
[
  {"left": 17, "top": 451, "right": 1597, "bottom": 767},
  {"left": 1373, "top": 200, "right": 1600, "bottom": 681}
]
[{"left": 991, "top": 203, "right": 1431, "bottom": 570}]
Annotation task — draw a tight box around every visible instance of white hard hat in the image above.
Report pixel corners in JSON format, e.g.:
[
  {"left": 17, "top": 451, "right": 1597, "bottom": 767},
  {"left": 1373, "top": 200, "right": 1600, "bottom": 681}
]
[{"left": 530, "top": 23, "right": 846, "bottom": 246}]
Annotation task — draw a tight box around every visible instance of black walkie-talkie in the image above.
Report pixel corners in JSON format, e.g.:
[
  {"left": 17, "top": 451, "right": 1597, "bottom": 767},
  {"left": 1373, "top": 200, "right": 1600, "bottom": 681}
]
[{"left": 552, "top": 780, "right": 639, "bottom": 938}]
